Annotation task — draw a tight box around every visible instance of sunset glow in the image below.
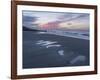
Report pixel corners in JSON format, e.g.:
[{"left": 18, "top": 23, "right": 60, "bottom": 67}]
[{"left": 22, "top": 10, "right": 89, "bottom": 31}]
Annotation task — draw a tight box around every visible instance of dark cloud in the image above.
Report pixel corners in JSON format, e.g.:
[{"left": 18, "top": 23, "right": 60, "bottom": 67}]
[
  {"left": 22, "top": 16, "right": 38, "bottom": 22},
  {"left": 58, "top": 13, "right": 89, "bottom": 22},
  {"left": 77, "top": 14, "right": 89, "bottom": 18}
]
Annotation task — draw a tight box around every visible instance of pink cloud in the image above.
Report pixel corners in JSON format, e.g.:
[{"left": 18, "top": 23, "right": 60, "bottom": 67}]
[{"left": 40, "top": 21, "right": 61, "bottom": 30}]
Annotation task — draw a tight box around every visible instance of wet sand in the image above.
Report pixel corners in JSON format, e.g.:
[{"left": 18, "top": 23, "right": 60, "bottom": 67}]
[{"left": 23, "top": 31, "right": 89, "bottom": 69}]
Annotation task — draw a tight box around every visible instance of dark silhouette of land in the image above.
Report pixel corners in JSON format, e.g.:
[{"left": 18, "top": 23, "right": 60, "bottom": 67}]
[{"left": 23, "top": 26, "right": 47, "bottom": 32}]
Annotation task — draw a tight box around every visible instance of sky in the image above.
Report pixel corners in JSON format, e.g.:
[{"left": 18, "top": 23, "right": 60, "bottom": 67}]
[{"left": 22, "top": 10, "right": 90, "bottom": 31}]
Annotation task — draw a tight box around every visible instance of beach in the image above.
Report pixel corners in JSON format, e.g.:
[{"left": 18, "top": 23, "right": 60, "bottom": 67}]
[{"left": 23, "top": 31, "right": 89, "bottom": 69}]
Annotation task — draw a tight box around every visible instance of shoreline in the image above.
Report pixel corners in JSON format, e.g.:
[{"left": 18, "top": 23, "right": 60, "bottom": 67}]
[{"left": 36, "top": 31, "right": 89, "bottom": 40}]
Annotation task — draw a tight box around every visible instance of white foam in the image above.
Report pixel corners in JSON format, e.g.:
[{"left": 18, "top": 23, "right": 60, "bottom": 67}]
[
  {"left": 46, "top": 44, "right": 61, "bottom": 48},
  {"left": 70, "top": 55, "right": 86, "bottom": 64},
  {"left": 58, "top": 50, "right": 64, "bottom": 56},
  {"left": 44, "top": 30, "right": 89, "bottom": 40},
  {"left": 36, "top": 40, "right": 61, "bottom": 48},
  {"left": 37, "top": 32, "right": 46, "bottom": 34},
  {"left": 42, "top": 41, "right": 57, "bottom": 46}
]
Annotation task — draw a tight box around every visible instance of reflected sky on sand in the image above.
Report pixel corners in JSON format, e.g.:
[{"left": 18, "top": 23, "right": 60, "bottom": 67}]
[{"left": 23, "top": 31, "right": 89, "bottom": 68}]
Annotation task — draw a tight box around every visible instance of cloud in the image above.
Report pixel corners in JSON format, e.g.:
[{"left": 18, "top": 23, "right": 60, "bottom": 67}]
[
  {"left": 23, "top": 16, "right": 38, "bottom": 22},
  {"left": 22, "top": 10, "right": 89, "bottom": 31},
  {"left": 58, "top": 13, "right": 89, "bottom": 22}
]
